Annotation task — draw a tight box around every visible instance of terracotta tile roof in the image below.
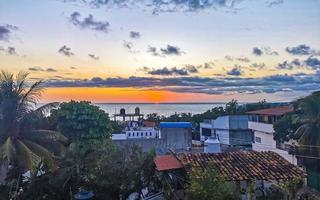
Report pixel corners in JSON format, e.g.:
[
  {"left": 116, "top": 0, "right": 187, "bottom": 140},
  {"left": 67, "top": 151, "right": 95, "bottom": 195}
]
[
  {"left": 246, "top": 105, "right": 293, "bottom": 116},
  {"left": 154, "top": 155, "right": 184, "bottom": 171},
  {"left": 177, "top": 151, "right": 306, "bottom": 181}
]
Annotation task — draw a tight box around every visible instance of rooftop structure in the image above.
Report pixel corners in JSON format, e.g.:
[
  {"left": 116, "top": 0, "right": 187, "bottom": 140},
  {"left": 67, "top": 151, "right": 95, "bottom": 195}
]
[
  {"left": 246, "top": 105, "right": 293, "bottom": 116},
  {"left": 159, "top": 122, "right": 192, "bottom": 128},
  {"left": 154, "top": 155, "right": 183, "bottom": 171},
  {"left": 155, "top": 151, "right": 306, "bottom": 181},
  {"left": 113, "top": 107, "right": 144, "bottom": 121}
]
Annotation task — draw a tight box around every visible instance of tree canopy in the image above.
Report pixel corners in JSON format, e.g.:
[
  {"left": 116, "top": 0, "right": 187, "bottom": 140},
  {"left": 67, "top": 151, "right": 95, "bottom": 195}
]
[{"left": 50, "top": 101, "right": 113, "bottom": 141}]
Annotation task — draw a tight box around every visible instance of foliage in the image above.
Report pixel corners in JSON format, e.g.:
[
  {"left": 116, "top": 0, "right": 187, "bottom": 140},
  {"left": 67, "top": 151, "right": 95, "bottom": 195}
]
[
  {"left": 20, "top": 141, "right": 158, "bottom": 200},
  {"left": 186, "top": 164, "right": 239, "bottom": 200},
  {"left": 273, "top": 113, "right": 301, "bottom": 142},
  {"left": 279, "top": 177, "right": 303, "bottom": 199},
  {"left": 50, "top": 101, "right": 113, "bottom": 141},
  {"left": 0, "top": 71, "right": 68, "bottom": 178}
]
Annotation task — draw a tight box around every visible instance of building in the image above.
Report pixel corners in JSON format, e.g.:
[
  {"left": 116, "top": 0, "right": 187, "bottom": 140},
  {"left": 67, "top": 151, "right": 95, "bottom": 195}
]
[
  {"left": 247, "top": 105, "right": 297, "bottom": 164},
  {"left": 154, "top": 151, "right": 306, "bottom": 200},
  {"left": 112, "top": 122, "right": 192, "bottom": 154},
  {"left": 200, "top": 115, "right": 253, "bottom": 150}
]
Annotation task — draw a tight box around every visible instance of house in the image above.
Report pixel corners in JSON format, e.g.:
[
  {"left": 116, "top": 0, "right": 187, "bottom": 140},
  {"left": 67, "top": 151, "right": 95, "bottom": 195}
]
[
  {"left": 200, "top": 115, "right": 253, "bottom": 151},
  {"left": 112, "top": 122, "right": 192, "bottom": 154},
  {"left": 154, "top": 151, "right": 306, "bottom": 200},
  {"left": 247, "top": 105, "right": 298, "bottom": 164}
]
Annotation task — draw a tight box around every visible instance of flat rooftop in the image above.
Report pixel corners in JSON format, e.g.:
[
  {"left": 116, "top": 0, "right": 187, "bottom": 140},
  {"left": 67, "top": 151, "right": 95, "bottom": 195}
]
[{"left": 159, "top": 122, "right": 192, "bottom": 128}]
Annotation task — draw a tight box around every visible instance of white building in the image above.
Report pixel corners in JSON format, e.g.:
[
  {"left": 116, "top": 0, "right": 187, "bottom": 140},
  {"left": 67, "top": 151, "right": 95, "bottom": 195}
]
[
  {"left": 200, "top": 115, "right": 253, "bottom": 149},
  {"left": 247, "top": 105, "right": 298, "bottom": 165},
  {"left": 126, "top": 127, "right": 158, "bottom": 139}
]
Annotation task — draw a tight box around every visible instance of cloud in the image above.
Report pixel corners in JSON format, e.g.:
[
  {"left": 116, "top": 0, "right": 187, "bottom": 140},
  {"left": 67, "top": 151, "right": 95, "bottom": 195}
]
[
  {"left": 58, "top": 45, "right": 74, "bottom": 56},
  {"left": 148, "top": 67, "right": 189, "bottom": 76},
  {"left": 266, "top": 0, "right": 284, "bottom": 7},
  {"left": 88, "top": 54, "right": 99, "bottom": 60},
  {"left": 277, "top": 59, "right": 303, "bottom": 70},
  {"left": 130, "top": 31, "right": 141, "bottom": 39},
  {"left": 225, "top": 56, "right": 250, "bottom": 62},
  {"left": 305, "top": 57, "right": 320, "bottom": 70},
  {"left": 227, "top": 66, "right": 243, "bottom": 76},
  {"left": 123, "top": 40, "right": 133, "bottom": 50},
  {"left": 0, "top": 24, "right": 18, "bottom": 41},
  {"left": 72, "top": 0, "right": 245, "bottom": 14},
  {"left": 69, "top": 12, "right": 110, "bottom": 33},
  {"left": 252, "top": 47, "right": 263, "bottom": 56},
  {"left": 147, "top": 46, "right": 160, "bottom": 56},
  {"left": 252, "top": 47, "right": 278, "bottom": 56},
  {"left": 0, "top": 46, "right": 17, "bottom": 55},
  {"left": 147, "top": 45, "right": 184, "bottom": 56},
  {"left": 250, "top": 63, "right": 266, "bottom": 69},
  {"left": 285, "top": 44, "right": 318, "bottom": 56},
  {"left": 28, "top": 67, "right": 57, "bottom": 72},
  {"left": 44, "top": 73, "right": 320, "bottom": 96},
  {"left": 160, "top": 45, "right": 184, "bottom": 56}
]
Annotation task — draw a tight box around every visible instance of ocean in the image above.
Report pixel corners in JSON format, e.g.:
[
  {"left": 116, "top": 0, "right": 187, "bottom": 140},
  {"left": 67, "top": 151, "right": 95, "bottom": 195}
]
[{"left": 95, "top": 103, "right": 225, "bottom": 117}]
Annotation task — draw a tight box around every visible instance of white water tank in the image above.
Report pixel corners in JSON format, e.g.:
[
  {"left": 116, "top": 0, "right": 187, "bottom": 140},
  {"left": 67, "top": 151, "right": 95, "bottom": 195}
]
[{"left": 204, "top": 137, "right": 221, "bottom": 153}]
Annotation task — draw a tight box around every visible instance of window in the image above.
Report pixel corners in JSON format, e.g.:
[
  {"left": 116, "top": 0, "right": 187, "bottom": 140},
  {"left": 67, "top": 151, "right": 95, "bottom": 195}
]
[
  {"left": 255, "top": 137, "right": 262, "bottom": 143},
  {"left": 141, "top": 132, "right": 143, "bottom": 136},
  {"left": 128, "top": 132, "right": 131, "bottom": 137},
  {"left": 150, "top": 132, "right": 152, "bottom": 136},
  {"left": 133, "top": 132, "right": 135, "bottom": 136}
]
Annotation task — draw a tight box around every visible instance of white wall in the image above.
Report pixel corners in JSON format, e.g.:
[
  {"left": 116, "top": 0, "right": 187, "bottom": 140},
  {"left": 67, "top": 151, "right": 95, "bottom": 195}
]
[
  {"left": 216, "top": 130, "right": 230, "bottom": 145},
  {"left": 248, "top": 121, "right": 274, "bottom": 133},
  {"left": 126, "top": 129, "right": 158, "bottom": 139}
]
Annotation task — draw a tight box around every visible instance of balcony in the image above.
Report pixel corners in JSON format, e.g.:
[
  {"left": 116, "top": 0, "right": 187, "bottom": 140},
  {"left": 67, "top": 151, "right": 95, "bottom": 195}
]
[{"left": 248, "top": 121, "right": 274, "bottom": 133}]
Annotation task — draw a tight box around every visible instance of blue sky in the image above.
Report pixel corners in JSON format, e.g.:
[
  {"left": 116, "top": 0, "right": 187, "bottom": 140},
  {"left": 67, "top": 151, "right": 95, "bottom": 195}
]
[{"left": 0, "top": 0, "right": 320, "bottom": 102}]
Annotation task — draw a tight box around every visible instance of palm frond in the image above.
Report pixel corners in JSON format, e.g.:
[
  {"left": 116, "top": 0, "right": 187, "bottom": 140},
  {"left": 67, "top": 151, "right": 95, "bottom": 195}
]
[
  {"left": 20, "top": 80, "right": 44, "bottom": 106},
  {"left": 15, "top": 71, "right": 29, "bottom": 94},
  {"left": 22, "top": 139, "right": 58, "bottom": 171},
  {"left": 0, "top": 137, "right": 16, "bottom": 164},
  {"left": 25, "top": 130, "right": 68, "bottom": 156},
  {"left": 15, "top": 139, "right": 41, "bottom": 172}
]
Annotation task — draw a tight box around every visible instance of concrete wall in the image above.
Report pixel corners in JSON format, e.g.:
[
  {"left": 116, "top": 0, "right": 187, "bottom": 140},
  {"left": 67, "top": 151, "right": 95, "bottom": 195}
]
[
  {"left": 114, "top": 127, "right": 192, "bottom": 155},
  {"left": 229, "top": 130, "right": 253, "bottom": 146}
]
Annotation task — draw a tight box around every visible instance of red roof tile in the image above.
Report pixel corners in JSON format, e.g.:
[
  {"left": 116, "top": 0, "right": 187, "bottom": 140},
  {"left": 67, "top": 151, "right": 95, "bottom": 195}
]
[
  {"left": 154, "top": 155, "right": 183, "bottom": 171},
  {"left": 177, "top": 151, "right": 306, "bottom": 181},
  {"left": 246, "top": 105, "right": 293, "bottom": 116}
]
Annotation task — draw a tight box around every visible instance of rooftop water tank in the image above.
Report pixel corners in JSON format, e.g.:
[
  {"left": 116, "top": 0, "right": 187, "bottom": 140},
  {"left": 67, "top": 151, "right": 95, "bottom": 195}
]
[
  {"left": 204, "top": 137, "right": 221, "bottom": 153},
  {"left": 135, "top": 107, "right": 140, "bottom": 115},
  {"left": 120, "top": 108, "right": 126, "bottom": 115}
]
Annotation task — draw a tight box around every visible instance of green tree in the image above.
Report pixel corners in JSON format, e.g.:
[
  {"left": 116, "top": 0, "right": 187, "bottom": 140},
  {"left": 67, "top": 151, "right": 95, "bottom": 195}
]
[
  {"left": 50, "top": 101, "right": 113, "bottom": 141},
  {"left": 0, "top": 71, "right": 68, "bottom": 180},
  {"left": 273, "top": 113, "right": 301, "bottom": 142},
  {"left": 186, "top": 164, "right": 239, "bottom": 200}
]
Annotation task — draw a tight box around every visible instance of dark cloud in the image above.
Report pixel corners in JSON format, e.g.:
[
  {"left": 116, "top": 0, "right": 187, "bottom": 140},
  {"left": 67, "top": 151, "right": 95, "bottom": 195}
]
[
  {"left": 88, "top": 54, "right": 99, "bottom": 60},
  {"left": 148, "top": 67, "right": 189, "bottom": 76},
  {"left": 44, "top": 73, "right": 320, "bottom": 95},
  {"left": 252, "top": 47, "right": 278, "bottom": 56},
  {"left": 160, "top": 45, "right": 184, "bottom": 56},
  {"left": 252, "top": 47, "right": 263, "bottom": 56},
  {"left": 58, "top": 45, "right": 74, "bottom": 56},
  {"left": 70, "top": 67, "right": 77, "bottom": 69},
  {"left": 202, "top": 62, "right": 214, "bottom": 69},
  {"left": 305, "top": 57, "right": 320, "bottom": 70},
  {"left": 72, "top": 0, "right": 245, "bottom": 14},
  {"left": 266, "top": 0, "right": 284, "bottom": 7},
  {"left": 227, "top": 66, "right": 243, "bottom": 76},
  {"left": 184, "top": 65, "right": 199, "bottom": 73},
  {"left": 130, "top": 31, "right": 141, "bottom": 39},
  {"left": 285, "top": 44, "right": 318, "bottom": 56},
  {"left": 0, "top": 24, "right": 18, "bottom": 41},
  {"left": 277, "top": 59, "right": 303, "bottom": 70},
  {"left": 69, "top": 12, "right": 110, "bottom": 33}
]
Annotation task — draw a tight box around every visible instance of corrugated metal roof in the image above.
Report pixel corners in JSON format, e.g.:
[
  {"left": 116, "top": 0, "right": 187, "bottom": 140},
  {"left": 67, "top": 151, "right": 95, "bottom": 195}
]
[
  {"left": 159, "top": 122, "right": 192, "bottom": 128},
  {"left": 154, "top": 155, "right": 183, "bottom": 171},
  {"left": 246, "top": 105, "right": 293, "bottom": 116}
]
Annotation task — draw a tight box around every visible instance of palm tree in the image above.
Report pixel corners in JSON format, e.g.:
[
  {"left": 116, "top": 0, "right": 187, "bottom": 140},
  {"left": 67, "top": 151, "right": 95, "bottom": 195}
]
[
  {"left": 293, "top": 91, "right": 320, "bottom": 171},
  {"left": 0, "top": 71, "right": 68, "bottom": 181},
  {"left": 294, "top": 91, "right": 320, "bottom": 146}
]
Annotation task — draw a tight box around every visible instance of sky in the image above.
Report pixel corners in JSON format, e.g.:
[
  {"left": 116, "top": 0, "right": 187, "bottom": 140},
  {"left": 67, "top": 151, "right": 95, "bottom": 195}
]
[{"left": 0, "top": 0, "right": 320, "bottom": 103}]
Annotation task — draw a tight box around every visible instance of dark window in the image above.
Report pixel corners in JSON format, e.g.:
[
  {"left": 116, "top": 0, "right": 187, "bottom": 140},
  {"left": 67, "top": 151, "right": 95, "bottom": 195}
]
[{"left": 255, "top": 137, "right": 261, "bottom": 143}]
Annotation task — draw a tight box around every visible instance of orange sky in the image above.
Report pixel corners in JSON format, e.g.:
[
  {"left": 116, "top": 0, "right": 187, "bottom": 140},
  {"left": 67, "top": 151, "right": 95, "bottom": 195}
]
[{"left": 41, "top": 87, "right": 222, "bottom": 103}]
